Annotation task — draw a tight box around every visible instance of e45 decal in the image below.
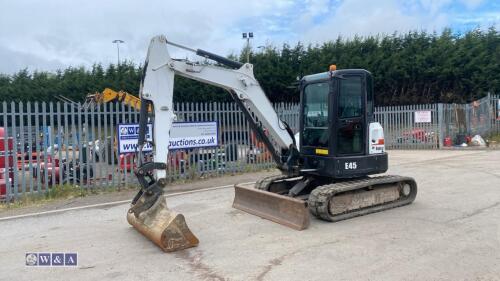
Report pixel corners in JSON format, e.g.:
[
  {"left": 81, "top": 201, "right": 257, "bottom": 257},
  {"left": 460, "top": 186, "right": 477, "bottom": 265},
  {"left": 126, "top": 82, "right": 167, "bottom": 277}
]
[{"left": 344, "top": 162, "right": 358, "bottom": 170}]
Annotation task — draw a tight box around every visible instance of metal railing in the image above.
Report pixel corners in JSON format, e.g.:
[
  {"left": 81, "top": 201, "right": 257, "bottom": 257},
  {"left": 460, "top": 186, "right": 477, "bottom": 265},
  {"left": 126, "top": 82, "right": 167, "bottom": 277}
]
[{"left": 374, "top": 103, "right": 439, "bottom": 149}]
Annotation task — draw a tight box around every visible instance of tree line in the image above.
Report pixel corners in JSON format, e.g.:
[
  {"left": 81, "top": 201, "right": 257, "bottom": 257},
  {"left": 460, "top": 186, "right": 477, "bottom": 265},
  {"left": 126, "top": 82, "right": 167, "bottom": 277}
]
[{"left": 0, "top": 28, "right": 498, "bottom": 105}]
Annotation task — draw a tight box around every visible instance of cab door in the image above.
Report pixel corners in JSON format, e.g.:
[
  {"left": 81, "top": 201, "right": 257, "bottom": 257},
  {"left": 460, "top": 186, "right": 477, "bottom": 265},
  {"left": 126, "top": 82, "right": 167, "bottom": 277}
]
[
  {"left": 300, "top": 80, "right": 331, "bottom": 155},
  {"left": 334, "top": 74, "right": 366, "bottom": 156}
]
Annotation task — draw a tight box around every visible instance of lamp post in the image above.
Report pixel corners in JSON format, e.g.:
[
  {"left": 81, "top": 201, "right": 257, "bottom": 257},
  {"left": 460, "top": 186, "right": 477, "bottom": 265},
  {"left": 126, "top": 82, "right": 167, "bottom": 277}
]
[
  {"left": 112, "top": 39, "right": 125, "bottom": 66},
  {"left": 242, "top": 32, "right": 253, "bottom": 63}
]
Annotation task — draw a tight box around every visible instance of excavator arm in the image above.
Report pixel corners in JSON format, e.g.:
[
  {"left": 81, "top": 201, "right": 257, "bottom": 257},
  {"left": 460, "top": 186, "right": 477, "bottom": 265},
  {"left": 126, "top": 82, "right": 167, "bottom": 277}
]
[
  {"left": 84, "top": 88, "right": 151, "bottom": 112},
  {"left": 127, "top": 35, "right": 299, "bottom": 252},
  {"left": 138, "top": 35, "right": 296, "bottom": 173}
]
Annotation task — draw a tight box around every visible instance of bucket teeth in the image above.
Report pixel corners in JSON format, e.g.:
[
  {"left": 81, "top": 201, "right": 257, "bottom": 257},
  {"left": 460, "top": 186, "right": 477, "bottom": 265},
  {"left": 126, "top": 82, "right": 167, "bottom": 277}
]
[
  {"left": 233, "top": 184, "right": 309, "bottom": 230},
  {"left": 127, "top": 195, "right": 199, "bottom": 252}
]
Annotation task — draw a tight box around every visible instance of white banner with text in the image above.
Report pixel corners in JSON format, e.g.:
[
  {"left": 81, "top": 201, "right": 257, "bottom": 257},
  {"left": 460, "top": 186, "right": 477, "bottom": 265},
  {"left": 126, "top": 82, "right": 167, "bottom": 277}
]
[{"left": 117, "top": 122, "right": 218, "bottom": 154}]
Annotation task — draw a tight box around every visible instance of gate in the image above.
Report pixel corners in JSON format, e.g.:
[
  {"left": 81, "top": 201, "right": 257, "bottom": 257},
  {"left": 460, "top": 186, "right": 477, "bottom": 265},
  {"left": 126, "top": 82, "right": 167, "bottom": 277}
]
[{"left": 374, "top": 104, "right": 439, "bottom": 149}]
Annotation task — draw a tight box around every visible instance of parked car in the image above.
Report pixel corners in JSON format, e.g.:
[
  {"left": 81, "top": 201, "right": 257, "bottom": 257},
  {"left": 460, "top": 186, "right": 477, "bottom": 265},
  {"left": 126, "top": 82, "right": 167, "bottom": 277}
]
[
  {"left": 397, "top": 129, "right": 435, "bottom": 144},
  {"left": 33, "top": 155, "right": 94, "bottom": 186}
]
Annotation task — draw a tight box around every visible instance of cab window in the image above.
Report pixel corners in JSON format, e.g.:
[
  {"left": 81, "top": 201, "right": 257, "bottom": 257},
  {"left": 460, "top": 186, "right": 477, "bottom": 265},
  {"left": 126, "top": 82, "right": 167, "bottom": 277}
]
[{"left": 302, "top": 82, "right": 329, "bottom": 147}]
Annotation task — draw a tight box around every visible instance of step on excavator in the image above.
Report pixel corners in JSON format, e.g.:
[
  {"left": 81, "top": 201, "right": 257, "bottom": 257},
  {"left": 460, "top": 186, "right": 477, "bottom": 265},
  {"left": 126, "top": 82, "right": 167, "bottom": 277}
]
[{"left": 128, "top": 35, "right": 417, "bottom": 252}]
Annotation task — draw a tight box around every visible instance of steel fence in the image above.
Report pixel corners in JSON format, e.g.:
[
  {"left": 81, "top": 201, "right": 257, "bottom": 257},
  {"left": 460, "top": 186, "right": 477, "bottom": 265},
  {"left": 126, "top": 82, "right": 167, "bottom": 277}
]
[
  {"left": 0, "top": 102, "right": 299, "bottom": 200},
  {"left": 440, "top": 94, "right": 500, "bottom": 146},
  {"left": 0, "top": 95, "right": 498, "bottom": 200},
  {"left": 374, "top": 104, "right": 439, "bottom": 149},
  {"left": 490, "top": 94, "right": 500, "bottom": 135}
]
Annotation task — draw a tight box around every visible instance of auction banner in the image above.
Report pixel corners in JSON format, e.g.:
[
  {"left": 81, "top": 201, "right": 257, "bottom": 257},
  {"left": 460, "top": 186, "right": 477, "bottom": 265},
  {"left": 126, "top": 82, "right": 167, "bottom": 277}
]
[
  {"left": 117, "top": 123, "right": 153, "bottom": 154},
  {"left": 169, "top": 122, "right": 218, "bottom": 150},
  {"left": 117, "top": 122, "right": 218, "bottom": 154}
]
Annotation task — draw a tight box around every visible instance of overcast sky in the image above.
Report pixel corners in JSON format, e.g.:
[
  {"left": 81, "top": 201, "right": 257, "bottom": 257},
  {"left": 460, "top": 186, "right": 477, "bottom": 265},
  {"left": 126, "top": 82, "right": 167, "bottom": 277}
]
[{"left": 0, "top": 0, "right": 498, "bottom": 74}]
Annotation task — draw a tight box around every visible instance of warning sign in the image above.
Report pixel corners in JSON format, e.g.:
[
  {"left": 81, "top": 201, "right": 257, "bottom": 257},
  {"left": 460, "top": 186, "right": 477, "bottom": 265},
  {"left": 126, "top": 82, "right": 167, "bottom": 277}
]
[{"left": 414, "top": 111, "right": 432, "bottom": 123}]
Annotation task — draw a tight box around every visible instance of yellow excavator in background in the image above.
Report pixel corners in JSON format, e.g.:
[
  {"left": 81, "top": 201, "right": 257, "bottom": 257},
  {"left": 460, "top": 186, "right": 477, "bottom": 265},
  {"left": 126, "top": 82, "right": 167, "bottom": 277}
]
[
  {"left": 83, "top": 88, "right": 152, "bottom": 169},
  {"left": 84, "top": 88, "right": 152, "bottom": 112}
]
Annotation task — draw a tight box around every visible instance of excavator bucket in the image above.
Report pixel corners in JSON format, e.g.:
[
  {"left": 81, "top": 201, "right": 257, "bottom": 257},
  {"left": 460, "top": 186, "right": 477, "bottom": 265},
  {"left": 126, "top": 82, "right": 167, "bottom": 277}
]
[
  {"left": 127, "top": 195, "right": 199, "bottom": 252},
  {"left": 233, "top": 183, "right": 310, "bottom": 230}
]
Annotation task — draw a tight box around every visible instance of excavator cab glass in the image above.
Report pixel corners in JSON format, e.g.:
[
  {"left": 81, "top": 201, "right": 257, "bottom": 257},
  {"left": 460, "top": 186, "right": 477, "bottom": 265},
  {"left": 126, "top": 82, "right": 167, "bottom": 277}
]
[
  {"left": 299, "top": 69, "right": 387, "bottom": 178},
  {"left": 302, "top": 82, "right": 329, "bottom": 148},
  {"left": 336, "top": 75, "right": 364, "bottom": 155}
]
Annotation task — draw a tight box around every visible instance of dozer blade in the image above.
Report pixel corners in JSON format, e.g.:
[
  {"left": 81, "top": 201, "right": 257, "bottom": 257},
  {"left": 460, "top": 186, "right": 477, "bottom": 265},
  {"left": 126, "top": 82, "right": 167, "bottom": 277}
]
[
  {"left": 233, "top": 183, "right": 309, "bottom": 230},
  {"left": 127, "top": 195, "right": 199, "bottom": 252}
]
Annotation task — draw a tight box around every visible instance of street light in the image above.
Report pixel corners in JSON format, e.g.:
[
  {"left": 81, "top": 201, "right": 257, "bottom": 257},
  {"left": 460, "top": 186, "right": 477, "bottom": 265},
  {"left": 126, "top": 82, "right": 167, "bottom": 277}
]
[
  {"left": 242, "top": 32, "right": 253, "bottom": 63},
  {"left": 112, "top": 39, "right": 125, "bottom": 66}
]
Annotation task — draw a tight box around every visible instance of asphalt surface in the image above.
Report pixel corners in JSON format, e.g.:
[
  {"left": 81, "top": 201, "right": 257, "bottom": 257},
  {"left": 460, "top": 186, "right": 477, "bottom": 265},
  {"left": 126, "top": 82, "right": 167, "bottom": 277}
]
[
  {"left": 0, "top": 170, "right": 278, "bottom": 219},
  {"left": 1, "top": 150, "right": 499, "bottom": 281}
]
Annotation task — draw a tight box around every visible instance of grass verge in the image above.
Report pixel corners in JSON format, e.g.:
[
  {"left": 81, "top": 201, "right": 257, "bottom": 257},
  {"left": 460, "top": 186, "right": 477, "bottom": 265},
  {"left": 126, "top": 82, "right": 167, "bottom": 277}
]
[
  {"left": 487, "top": 134, "right": 500, "bottom": 143},
  {"left": 0, "top": 167, "right": 276, "bottom": 211},
  {"left": 0, "top": 184, "right": 137, "bottom": 211}
]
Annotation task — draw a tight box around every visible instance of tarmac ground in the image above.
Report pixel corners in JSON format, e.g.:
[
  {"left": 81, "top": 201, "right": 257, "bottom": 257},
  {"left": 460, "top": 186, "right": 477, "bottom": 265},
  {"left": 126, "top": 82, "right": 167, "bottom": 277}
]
[{"left": 1, "top": 150, "right": 499, "bottom": 281}]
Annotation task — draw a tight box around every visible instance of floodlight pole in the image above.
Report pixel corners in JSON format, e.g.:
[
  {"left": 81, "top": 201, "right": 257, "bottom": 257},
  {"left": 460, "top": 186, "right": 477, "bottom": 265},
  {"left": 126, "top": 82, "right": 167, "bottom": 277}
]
[
  {"left": 112, "top": 39, "right": 125, "bottom": 66},
  {"left": 242, "top": 32, "right": 253, "bottom": 63}
]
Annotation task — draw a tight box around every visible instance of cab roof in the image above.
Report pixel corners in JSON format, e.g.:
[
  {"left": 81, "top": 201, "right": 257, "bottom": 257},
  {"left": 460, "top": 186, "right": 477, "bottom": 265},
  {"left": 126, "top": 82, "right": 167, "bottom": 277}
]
[{"left": 301, "top": 69, "right": 372, "bottom": 83}]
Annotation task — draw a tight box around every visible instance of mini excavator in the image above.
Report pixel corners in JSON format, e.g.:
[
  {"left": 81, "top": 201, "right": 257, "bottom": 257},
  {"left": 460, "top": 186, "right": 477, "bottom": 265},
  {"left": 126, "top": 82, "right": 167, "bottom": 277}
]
[{"left": 127, "top": 35, "right": 417, "bottom": 252}]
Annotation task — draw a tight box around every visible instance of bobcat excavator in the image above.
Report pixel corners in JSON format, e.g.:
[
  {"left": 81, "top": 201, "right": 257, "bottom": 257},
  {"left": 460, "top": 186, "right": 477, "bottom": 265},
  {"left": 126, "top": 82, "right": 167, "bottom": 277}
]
[{"left": 128, "top": 35, "right": 417, "bottom": 252}]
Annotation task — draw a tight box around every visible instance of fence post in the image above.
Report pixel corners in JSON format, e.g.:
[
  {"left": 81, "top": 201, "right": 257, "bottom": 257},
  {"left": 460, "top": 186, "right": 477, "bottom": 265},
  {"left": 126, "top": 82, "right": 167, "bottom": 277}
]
[
  {"left": 437, "top": 103, "right": 444, "bottom": 149},
  {"left": 465, "top": 102, "right": 471, "bottom": 136},
  {"left": 19, "top": 102, "right": 26, "bottom": 195},
  {"left": 10, "top": 102, "right": 19, "bottom": 199},
  {"left": 2, "top": 102, "right": 10, "bottom": 200},
  {"left": 487, "top": 92, "right": 492, "bottom": 135}
]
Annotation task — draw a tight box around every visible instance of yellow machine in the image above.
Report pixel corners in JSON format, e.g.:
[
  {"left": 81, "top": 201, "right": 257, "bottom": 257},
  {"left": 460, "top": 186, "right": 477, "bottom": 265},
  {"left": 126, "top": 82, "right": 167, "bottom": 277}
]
[
  {"left": 84, "top": 88, "right": 151, "bottom": 112},
  {"left": 84, "top": 88, "right": 153, "bottom": 166}
]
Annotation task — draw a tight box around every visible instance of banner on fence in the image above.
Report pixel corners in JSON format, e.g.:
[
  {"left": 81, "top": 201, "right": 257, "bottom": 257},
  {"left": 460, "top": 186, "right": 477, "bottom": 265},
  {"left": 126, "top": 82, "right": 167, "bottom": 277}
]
[
  {"left": 117, "top": 123, "right": 153, "bottom": 154},
  {"left": 117, "top": 122, "right": 218, "bottom": 154},
  {"left": 169, "top": 122, "right": 218, "bottom": 150},
  {"left": 414, "top": 111, "right": 432, "bottom": 123}
]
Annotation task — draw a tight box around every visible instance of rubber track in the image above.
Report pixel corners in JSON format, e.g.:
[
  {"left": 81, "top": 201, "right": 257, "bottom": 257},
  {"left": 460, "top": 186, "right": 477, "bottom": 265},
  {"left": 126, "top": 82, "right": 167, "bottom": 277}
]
[
  {"left": 308, "top": 175, "right": 417, "bottom": 222},
  {"left": 255, "top": 174, "right": 292, "bottom": 190}
]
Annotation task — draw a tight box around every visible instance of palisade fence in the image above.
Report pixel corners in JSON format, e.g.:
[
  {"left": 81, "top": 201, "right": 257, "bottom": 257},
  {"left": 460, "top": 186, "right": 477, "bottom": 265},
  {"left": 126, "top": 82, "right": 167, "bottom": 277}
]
[
  {"left": 0, "top": 94, "right": 498, "bottom": 200},
  {"left": 376, "top": 94, "right": 499, "bottom": 148}
]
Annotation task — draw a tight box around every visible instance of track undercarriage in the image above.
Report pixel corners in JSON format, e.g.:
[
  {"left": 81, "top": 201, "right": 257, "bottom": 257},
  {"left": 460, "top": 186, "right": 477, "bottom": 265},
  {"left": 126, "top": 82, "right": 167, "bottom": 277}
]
[{"left": 233, "top": 174, "right": 417, "bottom": 230}]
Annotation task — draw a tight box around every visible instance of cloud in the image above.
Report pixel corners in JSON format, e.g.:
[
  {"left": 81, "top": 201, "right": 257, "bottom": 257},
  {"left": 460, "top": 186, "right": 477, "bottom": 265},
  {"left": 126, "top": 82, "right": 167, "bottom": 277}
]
[
  {"left": 299, "top": 0, "right": 449, "bottom": 44},
  {"left": 0, "top": 0, "right": 297, "bottom": 74},
  {"left": 419, "top": 0, "right": 453, "bottom": 15},
  {"left": 0, "top": 45, "right": 65, "bottom": 74},
  {"left": 0, "top": 0, "right": 496, "bottom": 74},
  {"left": 459, "top": 0, "right": 484, "bottom": 10}
]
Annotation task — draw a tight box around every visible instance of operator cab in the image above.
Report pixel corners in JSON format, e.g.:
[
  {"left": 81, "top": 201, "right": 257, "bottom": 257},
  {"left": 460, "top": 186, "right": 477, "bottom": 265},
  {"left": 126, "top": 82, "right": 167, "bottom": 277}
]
[{"left": 299, "top": 68, "right": 388, "bottom": 179}]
